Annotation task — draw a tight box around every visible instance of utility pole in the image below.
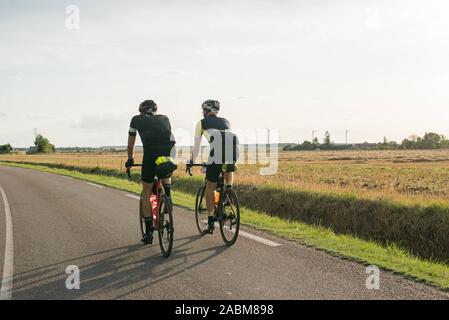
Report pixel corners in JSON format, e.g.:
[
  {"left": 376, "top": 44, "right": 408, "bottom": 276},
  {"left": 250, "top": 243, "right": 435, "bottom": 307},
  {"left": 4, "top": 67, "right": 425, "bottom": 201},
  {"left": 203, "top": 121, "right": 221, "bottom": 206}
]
[
  {"left": 34, "top": 128, "right": 38, "bottom": 139},
  {"left": 345, "top": 129, "right": 350, "bottom": 146},
  {"left": 267, "top": 128, "right": 271, "bottom": 146}
]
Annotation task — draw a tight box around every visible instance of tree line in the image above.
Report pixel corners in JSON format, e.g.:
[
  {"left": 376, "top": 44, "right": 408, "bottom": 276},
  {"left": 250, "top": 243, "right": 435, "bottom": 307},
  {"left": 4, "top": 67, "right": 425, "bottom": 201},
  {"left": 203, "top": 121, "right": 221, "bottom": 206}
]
[
  {"left": 0, "top": 134, "right": 55, "bottom": 154},
  {"left": 284, "top": 132, "right": 449, "bottom": 151},
  {"left": 2, "top": 132, "right": 448, "bottom": 154}
]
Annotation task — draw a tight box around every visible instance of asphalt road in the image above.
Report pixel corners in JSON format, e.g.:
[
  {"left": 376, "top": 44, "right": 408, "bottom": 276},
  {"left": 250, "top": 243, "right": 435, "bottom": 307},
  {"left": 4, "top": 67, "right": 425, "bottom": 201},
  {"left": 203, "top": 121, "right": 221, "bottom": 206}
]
[{"left": 0, "top": 165, "right": 448, "bottom": 300}]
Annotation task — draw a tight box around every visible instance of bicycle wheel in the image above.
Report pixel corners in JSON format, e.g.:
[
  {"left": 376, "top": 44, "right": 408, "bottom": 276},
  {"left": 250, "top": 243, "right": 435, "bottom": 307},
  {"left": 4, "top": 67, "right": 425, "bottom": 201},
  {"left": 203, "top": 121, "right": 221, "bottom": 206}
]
[
  {"left": 195, "top": 186, "right": 209, "bottom": 235},
  {"left": 157, "top": 195, "right": 174, "bottom": 257},
  {"left": 219, "top": 188, "right": 240, "bottom": 246},
  {"left": 139, "top": 196, "right": 146, "bottom": 238}
]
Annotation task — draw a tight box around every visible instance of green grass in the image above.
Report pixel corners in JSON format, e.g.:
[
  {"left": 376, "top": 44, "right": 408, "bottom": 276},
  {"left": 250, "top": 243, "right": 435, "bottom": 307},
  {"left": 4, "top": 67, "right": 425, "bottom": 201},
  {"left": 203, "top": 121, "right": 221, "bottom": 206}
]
[{"left": 1, "top": 160, "right": 449, "bottom": 290}]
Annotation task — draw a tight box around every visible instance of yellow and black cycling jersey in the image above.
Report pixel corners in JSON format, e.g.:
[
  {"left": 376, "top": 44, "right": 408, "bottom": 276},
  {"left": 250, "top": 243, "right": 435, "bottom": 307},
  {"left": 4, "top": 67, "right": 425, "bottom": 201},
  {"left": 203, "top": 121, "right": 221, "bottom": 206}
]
[
  {"left": 195, "top": 115, "right": 239, "bottom": 165},
  {"left": 194, "top": 115, "right": 231, "bottom": 143}
]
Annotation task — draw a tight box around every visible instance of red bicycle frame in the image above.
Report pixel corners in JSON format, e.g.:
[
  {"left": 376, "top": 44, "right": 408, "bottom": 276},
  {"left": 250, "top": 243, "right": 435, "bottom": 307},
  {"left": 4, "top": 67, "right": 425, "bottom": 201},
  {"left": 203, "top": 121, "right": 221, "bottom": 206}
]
[
  {"left": 127, "top": 164, "right": 163, "bottom": 230},
  {"left": 148, "top": 180, "right": 163, "bottom": 229}
]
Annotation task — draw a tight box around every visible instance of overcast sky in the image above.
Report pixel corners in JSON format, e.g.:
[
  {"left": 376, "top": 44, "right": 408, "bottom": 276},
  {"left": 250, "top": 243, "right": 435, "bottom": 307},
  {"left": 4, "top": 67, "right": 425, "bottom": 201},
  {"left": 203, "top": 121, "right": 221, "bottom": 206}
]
[{"left": 1, "top": 0, "right": 449, "bottom": 147}]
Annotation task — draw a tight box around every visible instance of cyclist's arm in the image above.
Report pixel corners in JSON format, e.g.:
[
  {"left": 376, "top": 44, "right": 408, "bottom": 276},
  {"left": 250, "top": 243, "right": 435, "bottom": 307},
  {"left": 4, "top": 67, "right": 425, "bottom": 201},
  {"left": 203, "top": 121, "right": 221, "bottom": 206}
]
[
  {"left": 128, "top": 119, "right": 137, "bottom": 159},
  {"left": 127, "top": 135, "right": 136, "bottom": 159},
  {"left": 192, "top": 120, "right": 202, "bottom": 162}
]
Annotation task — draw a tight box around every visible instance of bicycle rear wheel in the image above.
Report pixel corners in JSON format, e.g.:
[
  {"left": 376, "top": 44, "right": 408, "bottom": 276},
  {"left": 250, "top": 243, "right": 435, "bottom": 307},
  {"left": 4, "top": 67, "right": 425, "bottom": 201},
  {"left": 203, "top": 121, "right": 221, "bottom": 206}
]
[
  {"left": 195, "top": 186, "right": 209, "bottom": 235},
  {"left": 157, "top": 195, "right": 174, "bottom": 257},
  {"left": 219, "top": 188, "right": 240, "bottom": 246}
]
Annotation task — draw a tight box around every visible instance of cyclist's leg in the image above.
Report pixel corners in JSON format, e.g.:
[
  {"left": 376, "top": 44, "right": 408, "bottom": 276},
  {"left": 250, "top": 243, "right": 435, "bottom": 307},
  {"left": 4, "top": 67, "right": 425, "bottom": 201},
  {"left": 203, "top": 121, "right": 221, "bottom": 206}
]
[
  {"left": 158, "top": 148, "right": 174, "bottom": 200},
  {"left": 223, "top": 163, "right": 235, "bottom": 188},
  {"left": 141, "top": 150, "right": 157, "bottom": 242},
  {"left": 205, "top": 179, "right": 216, "bottom": 214},
  {"left": 224, "top": 172, "right": 233, "bottom": 187},
  {"left": 141, "top": 182, "right": 153, "bottom": 218},
  {"left": 205, "top": 164, "right": 221, "bottom": 231}
]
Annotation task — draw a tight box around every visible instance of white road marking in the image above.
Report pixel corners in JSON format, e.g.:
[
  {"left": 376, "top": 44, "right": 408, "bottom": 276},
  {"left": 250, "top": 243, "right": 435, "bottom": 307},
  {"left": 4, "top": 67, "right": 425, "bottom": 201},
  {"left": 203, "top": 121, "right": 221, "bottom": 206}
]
[
  {"left": 0, "top": 184, "right": 14, "bottom": 300},
  {"left": 238, "top": 230, "right": 282, "bottom": 247},
  {"left": 125, "top": 194, "right": 141, "bottom": 200},
  {"left": 201, "top": 220, "right": 282, "bottom": 247},
  {"left": 86, "top": 182, "right": 104, "bottom": 188}
]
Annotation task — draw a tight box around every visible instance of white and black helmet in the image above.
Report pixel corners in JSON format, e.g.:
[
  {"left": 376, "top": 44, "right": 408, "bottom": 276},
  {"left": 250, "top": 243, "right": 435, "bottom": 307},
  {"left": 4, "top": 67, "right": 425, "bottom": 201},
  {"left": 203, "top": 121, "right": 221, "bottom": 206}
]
[{"left": 201, "top": 99, "right": 220, "bottom": 112}]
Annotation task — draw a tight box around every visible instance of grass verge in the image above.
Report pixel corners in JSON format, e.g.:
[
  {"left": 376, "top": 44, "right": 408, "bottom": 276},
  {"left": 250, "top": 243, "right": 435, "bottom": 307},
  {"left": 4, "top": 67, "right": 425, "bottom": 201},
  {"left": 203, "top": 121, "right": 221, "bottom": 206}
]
[{"left": 1, "top": 160, "right": 449, "bottom": 290}]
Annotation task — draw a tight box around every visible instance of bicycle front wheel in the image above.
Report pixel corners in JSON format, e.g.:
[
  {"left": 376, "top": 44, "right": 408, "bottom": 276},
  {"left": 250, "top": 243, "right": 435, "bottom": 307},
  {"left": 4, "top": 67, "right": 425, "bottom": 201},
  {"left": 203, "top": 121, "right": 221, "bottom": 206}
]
[
  {"left": 158, "top": 195, "right": 174, "bottom": 257},
  {"left": 195, "top": 186, "right": 209, "bottom": 235},
  {"left": 219, "top": 188, "right": 240, "bottom": 246}
]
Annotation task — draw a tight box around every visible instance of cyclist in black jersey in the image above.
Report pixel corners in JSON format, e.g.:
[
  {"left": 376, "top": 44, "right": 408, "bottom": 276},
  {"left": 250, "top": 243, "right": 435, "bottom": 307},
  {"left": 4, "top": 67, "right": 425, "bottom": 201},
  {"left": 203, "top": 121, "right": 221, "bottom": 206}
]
[
  {"left": 188, "top": 99, "right": 237, "bottom": 233},
  {"left": 126, "top": 100, "right": 176, "bottom": 244}
]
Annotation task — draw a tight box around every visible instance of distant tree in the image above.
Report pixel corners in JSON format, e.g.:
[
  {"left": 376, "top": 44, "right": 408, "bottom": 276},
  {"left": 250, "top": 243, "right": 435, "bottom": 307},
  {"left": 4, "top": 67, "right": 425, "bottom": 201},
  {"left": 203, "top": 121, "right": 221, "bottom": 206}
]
[
  {"left": 401, "top": 139, "right": 413, "bottom": 149},
  {"left": 0, "top": 143, "right": 13, "bottom": 154},
  {"left": 34, "top": 134, "right": 55, "bottom": 153},
  {"left": 422, "top": 132, "right": 442, "bottom": 149},
  {"left": 441, "top": 139, "right": 449, "bottom": 149},
  {"left": 323, "top": 131, "right": 332, "bottom": 148},
  {"left": 377, "top": 137, "right": 398, "bottom": 150},
  {"left": 282, "top": 144, "right": 296, "bottom": 151},
  {"left": 401, "top": 132, "right": 445, "bottom": 149},
  {"left": 300, "top": 140, "right": 315, "bottom": 151},
  {"left": 388, "top": 141, "right": 399, "bottom": 149}
]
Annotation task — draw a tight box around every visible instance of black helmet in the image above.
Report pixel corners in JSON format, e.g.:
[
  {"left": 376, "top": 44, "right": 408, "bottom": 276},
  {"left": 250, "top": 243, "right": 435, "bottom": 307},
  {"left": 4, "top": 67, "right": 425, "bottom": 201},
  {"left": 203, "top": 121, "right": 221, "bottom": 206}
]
[
  {"left": 201, "top": 99, "right": 220, "bottom": 112},
  {"left": 139, "top": 100, "right": 157, "bottom": 113}
]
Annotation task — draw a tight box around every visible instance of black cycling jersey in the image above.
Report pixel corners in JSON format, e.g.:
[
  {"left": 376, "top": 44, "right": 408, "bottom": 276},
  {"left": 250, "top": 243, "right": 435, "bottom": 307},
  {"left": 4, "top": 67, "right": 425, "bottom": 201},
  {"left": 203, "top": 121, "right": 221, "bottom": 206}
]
[
  {"left": 129, "top": 113, "right": 175, "bottom": 149},
  {"left": 129, "top": 112, "right": 175, "bottom": 183}
]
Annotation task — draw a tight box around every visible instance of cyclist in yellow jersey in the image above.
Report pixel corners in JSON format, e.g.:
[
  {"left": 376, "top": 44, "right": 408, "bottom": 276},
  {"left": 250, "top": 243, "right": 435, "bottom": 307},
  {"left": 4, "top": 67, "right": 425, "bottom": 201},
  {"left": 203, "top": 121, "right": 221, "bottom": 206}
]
[{"left": 188, "top": 99, "right": 237, "bottom": 233}]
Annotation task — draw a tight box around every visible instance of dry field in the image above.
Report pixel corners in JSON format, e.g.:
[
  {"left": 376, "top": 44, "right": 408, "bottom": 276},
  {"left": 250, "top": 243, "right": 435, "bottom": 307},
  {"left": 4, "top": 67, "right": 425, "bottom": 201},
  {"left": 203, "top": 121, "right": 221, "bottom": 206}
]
[{"left": 2, "top": 149, "right": 449, "bottom": 203}]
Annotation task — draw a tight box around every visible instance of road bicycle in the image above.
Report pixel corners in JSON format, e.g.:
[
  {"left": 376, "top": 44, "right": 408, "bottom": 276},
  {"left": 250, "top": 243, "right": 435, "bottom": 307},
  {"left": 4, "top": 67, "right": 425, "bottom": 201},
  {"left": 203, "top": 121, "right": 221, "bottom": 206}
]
[
  {"left": 127, "top": 164, "right": 174, "bottom": 257},
  {"left": 186, "top": 163, "right": 240, "bottom": 246}
]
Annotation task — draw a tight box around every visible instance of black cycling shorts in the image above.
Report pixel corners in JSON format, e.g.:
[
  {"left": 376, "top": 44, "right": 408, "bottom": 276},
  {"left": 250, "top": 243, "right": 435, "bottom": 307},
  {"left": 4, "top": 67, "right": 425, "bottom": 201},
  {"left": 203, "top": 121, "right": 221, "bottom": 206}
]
[
  {"left": 142, "top": 147, "right": 172, "bottom": 183},
  {"left": 206, "top": 163, "right": 236, "bottom": 183}
]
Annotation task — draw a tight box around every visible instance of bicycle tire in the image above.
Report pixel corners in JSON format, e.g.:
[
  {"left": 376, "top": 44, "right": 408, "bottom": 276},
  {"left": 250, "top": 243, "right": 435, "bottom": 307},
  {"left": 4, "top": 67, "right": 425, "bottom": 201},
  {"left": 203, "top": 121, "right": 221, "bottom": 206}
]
[
  {"left": 219, "top": 188, "right": 240, "bottom": 246},
  {"left": 195, "top": 186, "right": 209, "bottom": 235},
  {"left": 157, "top": 195, "right": 174, "bottom": 257}
]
